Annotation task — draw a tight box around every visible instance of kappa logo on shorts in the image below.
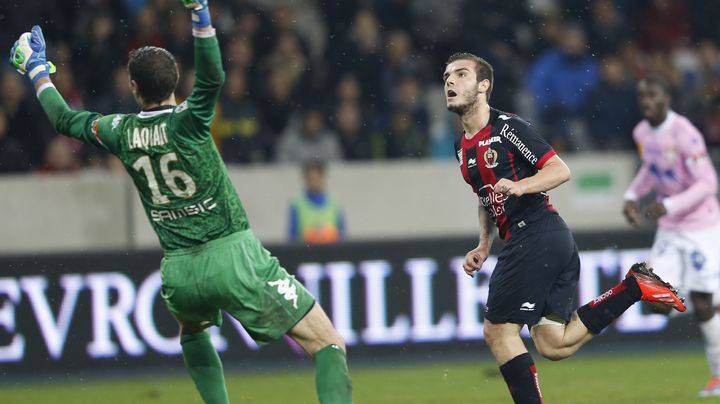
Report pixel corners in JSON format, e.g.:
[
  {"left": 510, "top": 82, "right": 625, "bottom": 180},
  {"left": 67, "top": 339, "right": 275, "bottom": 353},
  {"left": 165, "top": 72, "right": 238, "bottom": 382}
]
[
  {"left": 268, "top": 278, "right": 299, "bottom": 309},
  {"left": 520, "top": 302, "right": 536, "bottom": 311}
]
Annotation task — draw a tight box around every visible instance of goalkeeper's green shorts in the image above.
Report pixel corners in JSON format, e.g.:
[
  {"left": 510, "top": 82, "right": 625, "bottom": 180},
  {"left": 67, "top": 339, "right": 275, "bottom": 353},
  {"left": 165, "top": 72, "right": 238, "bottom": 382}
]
[{"left": 160, "top": 229, "right": 315, "bottom": 344}]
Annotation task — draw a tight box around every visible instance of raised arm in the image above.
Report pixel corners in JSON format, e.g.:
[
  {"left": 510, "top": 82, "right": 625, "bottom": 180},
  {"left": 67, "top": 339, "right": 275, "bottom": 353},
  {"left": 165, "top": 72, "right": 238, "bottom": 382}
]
[
  {"left": 176, "top": 0, "right": 225, "bottom": 143},
  {"left": 10, "top": 25, "right": 118, "bottom": 152}
]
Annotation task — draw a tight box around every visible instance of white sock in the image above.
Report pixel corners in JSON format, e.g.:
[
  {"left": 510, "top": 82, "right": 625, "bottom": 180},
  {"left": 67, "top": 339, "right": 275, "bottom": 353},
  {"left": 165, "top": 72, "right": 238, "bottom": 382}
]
[{"left": 699, "top": 315, "right": 720, "bottom": 377}]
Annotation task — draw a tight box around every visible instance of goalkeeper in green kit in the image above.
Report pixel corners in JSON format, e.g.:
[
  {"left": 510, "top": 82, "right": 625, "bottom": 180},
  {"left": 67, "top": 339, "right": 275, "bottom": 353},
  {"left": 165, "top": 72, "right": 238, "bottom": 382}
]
[{"left": 9, "top": 1, "right": 352, "bottom": 403}]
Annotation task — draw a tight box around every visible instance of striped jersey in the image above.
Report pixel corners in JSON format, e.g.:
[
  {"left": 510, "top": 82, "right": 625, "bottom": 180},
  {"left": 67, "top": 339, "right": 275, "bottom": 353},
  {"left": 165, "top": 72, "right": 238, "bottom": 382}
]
[{"left": 454, "top": 108, "right": 558, "bottom": 240}]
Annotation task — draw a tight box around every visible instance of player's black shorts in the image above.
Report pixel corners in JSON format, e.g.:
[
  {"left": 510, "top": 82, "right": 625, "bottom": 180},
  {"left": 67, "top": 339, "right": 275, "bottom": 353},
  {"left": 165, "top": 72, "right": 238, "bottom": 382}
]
[{"left": 485, "top": 213, "right": 580, "bottom": 326}]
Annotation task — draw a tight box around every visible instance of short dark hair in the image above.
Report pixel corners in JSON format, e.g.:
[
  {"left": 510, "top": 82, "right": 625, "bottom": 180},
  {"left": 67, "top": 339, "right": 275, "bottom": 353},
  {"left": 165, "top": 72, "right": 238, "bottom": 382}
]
[
  {"left": 640, "top": 74, "right": 672, "bottom": 96},
  {"left": 128, "top": 46, "right": 179, "bottom": 104},
  {"left": 445, "top": 52, "right": 494, "bottom": 101}
]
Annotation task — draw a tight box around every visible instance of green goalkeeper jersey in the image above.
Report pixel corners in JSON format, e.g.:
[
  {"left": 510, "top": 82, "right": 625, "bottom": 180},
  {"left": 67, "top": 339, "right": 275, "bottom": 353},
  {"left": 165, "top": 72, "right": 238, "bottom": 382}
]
[{"left": 37, "top": 33, "right": 249, "bottom": 250}]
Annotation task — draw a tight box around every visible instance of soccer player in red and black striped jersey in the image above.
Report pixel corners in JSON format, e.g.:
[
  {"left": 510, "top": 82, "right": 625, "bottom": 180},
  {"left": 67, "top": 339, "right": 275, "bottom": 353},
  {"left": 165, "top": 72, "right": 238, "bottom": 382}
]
[{"left": 444, "top": 52, "right": 686, "bottom": 403}]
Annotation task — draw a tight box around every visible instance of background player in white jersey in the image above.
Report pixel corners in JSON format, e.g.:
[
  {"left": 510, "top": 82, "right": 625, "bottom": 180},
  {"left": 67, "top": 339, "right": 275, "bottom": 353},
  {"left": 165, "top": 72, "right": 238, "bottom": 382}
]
[{"left": 623, "top": 74, "right": 720, "bottom": 397}]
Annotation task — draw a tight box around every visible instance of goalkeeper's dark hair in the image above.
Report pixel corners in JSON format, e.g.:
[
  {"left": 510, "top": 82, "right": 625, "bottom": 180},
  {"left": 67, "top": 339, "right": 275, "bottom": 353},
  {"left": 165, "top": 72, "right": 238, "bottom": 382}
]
[
  {"left": 640, "top": 74, "right": 672, "bottom": 96},
  {"left": 128, "top": 46, "right": 179, "bottom": 104},
  {"left": 445, "top": 52, "right": 494, "bottom": 101}
]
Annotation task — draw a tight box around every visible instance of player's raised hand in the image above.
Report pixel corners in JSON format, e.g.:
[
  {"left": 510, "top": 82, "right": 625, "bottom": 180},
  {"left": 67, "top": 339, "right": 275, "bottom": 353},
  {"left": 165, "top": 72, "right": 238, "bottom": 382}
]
[
  {"left": 493, "top": 178, "right": 526, "bottom": 197},
  {"left": 622, "top": 200, "right": 642, "bottom": 227},
  {"left": 9, "top": 25, "right": 56, "bottom": 85},
  {"left": 179, "top": 0, "right": 211, "bottom": 30},
  {"left": 179, "top": 0, "right": 208, "bottom": 10},
  {"left": 644, "top": 201, "right": 667, "bottom": 220},
  {"left": 463, "top": 244, "right": 489, "bottom": 277}
]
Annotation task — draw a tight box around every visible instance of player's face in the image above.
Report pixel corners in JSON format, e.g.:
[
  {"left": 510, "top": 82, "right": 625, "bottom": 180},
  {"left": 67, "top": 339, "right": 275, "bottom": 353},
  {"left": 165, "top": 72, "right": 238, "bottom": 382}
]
[
  {"left": 637, "top": 81, "right": 670, "bottom": 122},
  {"left": 443, "top": 60, "right": 484, "bottom": 115}
]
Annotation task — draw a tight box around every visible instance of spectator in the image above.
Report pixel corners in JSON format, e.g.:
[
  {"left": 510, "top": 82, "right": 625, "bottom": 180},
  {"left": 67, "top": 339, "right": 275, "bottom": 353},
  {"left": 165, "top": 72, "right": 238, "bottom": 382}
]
[
  {"left": 333, "top": 102, "right": 372, "bottom": 160},
  {"left": 39, "top": 137, "right": 81, "bottom": 174},
  {"left": 636, "top": 0, "right": 691, "bottom": 51},
  {"left": 75, "top": 12, "right": 120, "bottom": 104},
  {"left": 459, "top": 0, "right": 529, "bottom": 54},
  {"left": 0, "top": 108, "right": 30, "bottom": 173},
  {"left": 525, "top": 23, "right": 599, "bottom": 151},
  {"left": 3, "top": 0, "right": 720, "bottom": 175},
  {"left": 335, "top": 73, "right": 362, "bottom": 105},
  {"left": 330, "top": 9, "right": 384, "bottom": 108},
  {"left": 213, "top": 68, "right": 271, "bottom": 164},
  {"left": 376, "top": 0, "right": 413, "bottom": 32},
  {"left": 166, "top": 6, "right": 194, "bottom": 66},
  {"left": 176, "top": 67, "right": 196, "bottom": 101},
  {"left": 397, "top": 73, "right": 429, "bottom": 122},
  {"left": 585, "top": 56, "right": 639, "bottom": 150},
  {"left": 382, "top": 30, "right": 430, "bottom": 95},
  {"left": 260, "top": 31, "right": 311, "bottom": 96},
  {"left": 224, "top": 38, "right": 255, "bottom": 74},
  {"left": 378, "top": 111, "right": 426, "bottom": 159},
  {"left": 268, "top": 3, "right": 326, "bottom": 64},
  {"left": 689, "top": 1, "right": 720, "bottom": 44},
  {"left": 694, "top": 41, "right": 720, "bottom": 103},
  {"left": 53, "top": 67, "right": 84, "bottom": 110},
  {"left": 1, "top": 71, "right": 53, "bottom": 168},
  {"left": 97, "top": 66, "right": 137, "bottom": 115},
  {"left": 701, "top": 95, "right": 720, "bottom": 146},
  {"left": 260, "top": 69, "right": 297, "bottom": 136},
  {"left": 330, "top": 73, "right": 367, "bottom": 118},
  {"left": 52, "top": 67, "right": 88, "bottom": 163},
  {"left": 229, "top": 2, "right": 274, "bottom": 59},
  {"left": 288, "top": 160, "right": 345, "bottom": 244},
  {"left": 379, "top": 75, "right": 429, "bottom": 158},
  {"left": 588, "top": 0, "right": 631, "bottom": 56},
  {"left": 125, "top": 6, "right": 165, "bottom": 56},
  {"left": 275, "top": 106, "right": 342, "bottom": 164}
]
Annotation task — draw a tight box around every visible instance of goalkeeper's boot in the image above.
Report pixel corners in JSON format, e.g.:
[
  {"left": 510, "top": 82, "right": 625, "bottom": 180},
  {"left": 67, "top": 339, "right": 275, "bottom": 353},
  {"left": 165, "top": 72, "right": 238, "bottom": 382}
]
[
  {"left": 625, "top": 262, "right": 686, "bottom": 312},
  {"left": 699, "top": 376, "right": 720, "bottom": 397}
]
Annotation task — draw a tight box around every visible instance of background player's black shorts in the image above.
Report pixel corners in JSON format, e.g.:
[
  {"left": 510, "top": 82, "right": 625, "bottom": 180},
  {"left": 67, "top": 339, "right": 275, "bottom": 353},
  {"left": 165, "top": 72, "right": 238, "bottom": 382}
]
[{"left": 485, "top": 213, "right": 580, "bottom": 326}]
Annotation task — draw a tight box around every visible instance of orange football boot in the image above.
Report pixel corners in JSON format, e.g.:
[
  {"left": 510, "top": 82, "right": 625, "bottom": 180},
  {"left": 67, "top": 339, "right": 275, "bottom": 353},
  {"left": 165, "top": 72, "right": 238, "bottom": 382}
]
[
  {"left": 625, "top": 262, "right": 686, "bottom": 312},
  {"left": 699, "top": 376, "right": 720, "bottom": 397}
]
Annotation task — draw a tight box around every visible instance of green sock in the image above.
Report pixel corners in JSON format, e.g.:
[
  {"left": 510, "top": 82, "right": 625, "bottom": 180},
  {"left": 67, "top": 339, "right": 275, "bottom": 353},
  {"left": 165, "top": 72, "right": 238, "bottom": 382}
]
[
  {"left": 181, "top": 332, "right": 229, "bottom": 404},
  {"left": 314, "top": 344, "right": 353, "bottom": 404}
]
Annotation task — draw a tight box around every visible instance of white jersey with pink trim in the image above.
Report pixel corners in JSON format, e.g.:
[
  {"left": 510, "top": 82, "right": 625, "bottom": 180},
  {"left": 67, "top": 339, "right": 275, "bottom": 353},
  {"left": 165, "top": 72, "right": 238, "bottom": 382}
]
[{"left": 624, "top": 111, "right": 720, "bottom": 231}]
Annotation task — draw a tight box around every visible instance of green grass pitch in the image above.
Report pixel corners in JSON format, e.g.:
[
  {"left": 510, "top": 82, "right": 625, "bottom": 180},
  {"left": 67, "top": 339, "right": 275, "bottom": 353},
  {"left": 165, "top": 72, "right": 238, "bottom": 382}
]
[{"left": 2, "top": 350, "right": 712, "bottom": 403}]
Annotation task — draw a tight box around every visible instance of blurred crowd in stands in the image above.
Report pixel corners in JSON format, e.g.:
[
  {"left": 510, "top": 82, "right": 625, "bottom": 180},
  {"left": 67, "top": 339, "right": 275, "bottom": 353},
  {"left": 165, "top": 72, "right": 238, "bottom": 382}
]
[{"left": 2, "top": 0, "right": 720, "bottom": 174}]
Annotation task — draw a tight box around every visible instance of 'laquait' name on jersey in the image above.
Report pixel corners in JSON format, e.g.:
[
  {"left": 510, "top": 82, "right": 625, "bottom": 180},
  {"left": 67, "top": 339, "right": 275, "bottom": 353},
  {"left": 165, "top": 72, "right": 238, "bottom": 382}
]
[
  {"left": 124, "top": 121, "right": 217, "bottom": 222},
  {"left": 127, "top": 122, "right": 169, "bottom": 149}
]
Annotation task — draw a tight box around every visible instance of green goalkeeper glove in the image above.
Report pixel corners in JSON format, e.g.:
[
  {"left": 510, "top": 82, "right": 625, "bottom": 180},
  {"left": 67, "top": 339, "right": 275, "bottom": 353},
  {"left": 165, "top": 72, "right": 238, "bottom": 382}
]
[
  {"left": 179, "top": 0, "right": 211, "bottom": 30},
  {"left": 9, "top": 25, "right": 56, "bottom": 85}
]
